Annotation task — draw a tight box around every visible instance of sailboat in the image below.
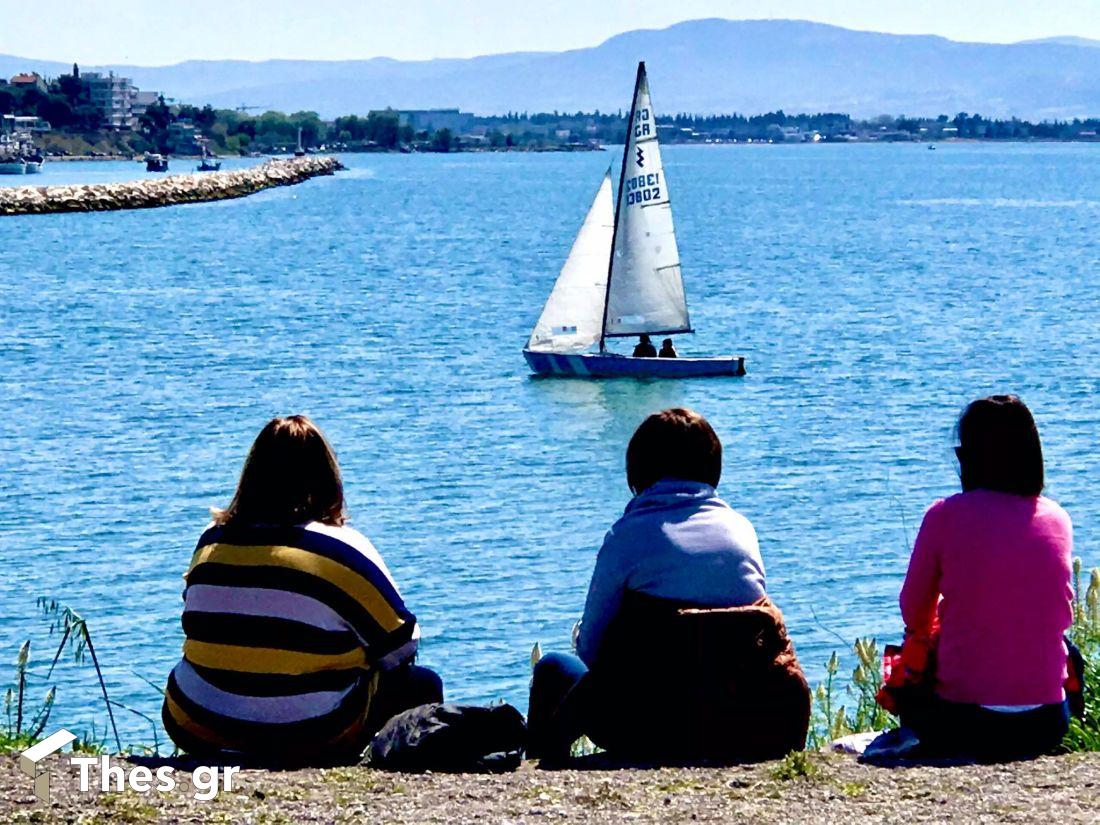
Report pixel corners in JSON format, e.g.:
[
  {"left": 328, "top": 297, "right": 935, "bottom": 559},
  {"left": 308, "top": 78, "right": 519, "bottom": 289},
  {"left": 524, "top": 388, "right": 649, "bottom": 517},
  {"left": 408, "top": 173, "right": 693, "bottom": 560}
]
[{"left": 523, "top": 62, "right": 745, "bottom": 379}]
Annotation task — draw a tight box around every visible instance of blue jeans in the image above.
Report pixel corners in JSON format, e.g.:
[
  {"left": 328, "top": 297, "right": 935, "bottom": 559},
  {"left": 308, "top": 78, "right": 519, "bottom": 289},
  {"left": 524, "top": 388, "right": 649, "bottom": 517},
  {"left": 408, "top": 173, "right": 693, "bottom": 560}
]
[
  {"left": 527, "top": 652, "right": 589, "bottom": 761},
  {"left": 901, "top": 696, "right": 1070, "bottom": 761}
]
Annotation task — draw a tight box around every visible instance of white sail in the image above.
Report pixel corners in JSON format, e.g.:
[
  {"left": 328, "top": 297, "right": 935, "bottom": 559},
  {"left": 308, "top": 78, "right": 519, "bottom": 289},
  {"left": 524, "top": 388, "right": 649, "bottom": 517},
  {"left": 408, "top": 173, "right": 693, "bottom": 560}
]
[
  {"left": 603, "top": 65, "right": 692, "bottom": 338},
  {"left": 527, "top": 171, "right": 615, "bottom": 352}
]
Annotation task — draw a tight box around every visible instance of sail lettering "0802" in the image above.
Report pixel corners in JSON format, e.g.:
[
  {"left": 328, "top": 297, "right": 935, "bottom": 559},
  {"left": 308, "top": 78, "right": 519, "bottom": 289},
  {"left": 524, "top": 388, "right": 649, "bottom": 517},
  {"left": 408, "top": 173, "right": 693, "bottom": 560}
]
[{"left": 625, "top": 171, "right": 661, "bottom": 206}]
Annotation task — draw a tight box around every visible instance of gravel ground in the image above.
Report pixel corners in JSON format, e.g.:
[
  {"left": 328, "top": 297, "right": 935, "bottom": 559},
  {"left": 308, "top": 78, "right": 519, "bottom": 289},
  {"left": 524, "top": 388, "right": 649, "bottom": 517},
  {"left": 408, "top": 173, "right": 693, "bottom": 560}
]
[{"left": 2, "top": 751, "right": 1098, "bottom": 823}]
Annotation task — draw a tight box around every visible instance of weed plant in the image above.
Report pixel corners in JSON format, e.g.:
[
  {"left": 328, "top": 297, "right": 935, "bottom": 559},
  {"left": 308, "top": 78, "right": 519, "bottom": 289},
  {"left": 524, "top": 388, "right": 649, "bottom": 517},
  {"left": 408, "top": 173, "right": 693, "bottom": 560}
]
[
  {"left": 1064, "top": 559, "right": 1100, "bottom": 751},
  {"left": 2, "top": 599, "right": 164, "bottom": 755},
  {"left": 811, "top": 557, "right": 1100, "bottom": 753}
]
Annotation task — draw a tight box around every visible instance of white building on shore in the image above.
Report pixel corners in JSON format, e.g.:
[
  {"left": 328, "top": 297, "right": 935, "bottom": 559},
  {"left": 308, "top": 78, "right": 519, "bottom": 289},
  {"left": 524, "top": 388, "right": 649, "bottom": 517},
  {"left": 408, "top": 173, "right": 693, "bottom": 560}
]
[
  {"left": 83, "top": 72, "right": 135, "bottom": 129},
  {"left": 83, "top": 72, "right": 164, "bottom": 130}
]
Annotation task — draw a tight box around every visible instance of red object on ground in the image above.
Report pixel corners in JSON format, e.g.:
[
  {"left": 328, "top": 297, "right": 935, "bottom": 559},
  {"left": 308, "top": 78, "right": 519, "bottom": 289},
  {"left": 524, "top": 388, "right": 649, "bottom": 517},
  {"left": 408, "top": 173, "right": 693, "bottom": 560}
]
[{"left": 876, "top": 620, "right": 939, "bottom": 714}]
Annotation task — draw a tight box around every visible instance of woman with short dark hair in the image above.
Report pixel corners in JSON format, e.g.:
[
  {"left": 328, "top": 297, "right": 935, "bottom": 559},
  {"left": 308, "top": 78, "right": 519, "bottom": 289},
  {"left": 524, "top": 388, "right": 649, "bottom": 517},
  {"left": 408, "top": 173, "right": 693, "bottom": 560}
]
[
  {"left": 163, "top": 415, "right": 442, "bottom": 764},
  {"left": 528, "top": 408, "right": 809, "bottom": 763},
  {"left": 577, "top": 408, "right": 760, "bottom": 663},
  {"left": 898, "top": 395, "right": 1074, "bottom": 759}
]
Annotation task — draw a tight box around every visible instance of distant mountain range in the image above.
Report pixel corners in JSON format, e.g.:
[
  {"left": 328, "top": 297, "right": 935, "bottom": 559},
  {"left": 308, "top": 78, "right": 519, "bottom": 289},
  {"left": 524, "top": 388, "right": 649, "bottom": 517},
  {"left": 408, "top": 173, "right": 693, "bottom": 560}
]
[
  {"left": 4, "top": 19, "right": 1100, "bottom": 120},
  {"left": 1018, "top": 36, "right": 1100, "bottom": 48}
]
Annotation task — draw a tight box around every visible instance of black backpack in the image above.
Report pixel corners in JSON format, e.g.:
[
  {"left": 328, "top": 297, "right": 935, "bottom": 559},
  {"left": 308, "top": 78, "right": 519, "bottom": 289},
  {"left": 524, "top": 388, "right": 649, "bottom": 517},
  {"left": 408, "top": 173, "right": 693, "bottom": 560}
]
[{"left": 367, "top": 703, "right": 527, "bottom": 773}]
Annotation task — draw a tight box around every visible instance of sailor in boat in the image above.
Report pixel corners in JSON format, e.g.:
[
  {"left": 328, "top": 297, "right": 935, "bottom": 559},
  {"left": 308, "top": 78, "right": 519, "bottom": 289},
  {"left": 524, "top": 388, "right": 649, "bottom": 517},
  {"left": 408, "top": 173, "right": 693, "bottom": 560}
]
[
  {"left": 632, "top": 335, "right": 657, "bottom": 358},
  {"left": 658, "top": 338, "right": 677, "bottom": 358}
]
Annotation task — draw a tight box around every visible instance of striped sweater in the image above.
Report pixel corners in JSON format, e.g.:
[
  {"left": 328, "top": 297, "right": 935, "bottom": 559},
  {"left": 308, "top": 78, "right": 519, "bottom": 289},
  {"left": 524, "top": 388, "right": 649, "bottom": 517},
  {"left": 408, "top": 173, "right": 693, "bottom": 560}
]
[{"left": 163, "top": 521, "right": 418, "bottom": 756}]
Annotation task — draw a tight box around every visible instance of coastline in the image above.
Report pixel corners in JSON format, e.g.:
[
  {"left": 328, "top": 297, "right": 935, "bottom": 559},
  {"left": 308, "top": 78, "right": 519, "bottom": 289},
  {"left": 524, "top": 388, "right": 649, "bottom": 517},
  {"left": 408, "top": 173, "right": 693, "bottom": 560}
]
[{"left": 30, "top": 137, "right": 1100, "bottom": 165}]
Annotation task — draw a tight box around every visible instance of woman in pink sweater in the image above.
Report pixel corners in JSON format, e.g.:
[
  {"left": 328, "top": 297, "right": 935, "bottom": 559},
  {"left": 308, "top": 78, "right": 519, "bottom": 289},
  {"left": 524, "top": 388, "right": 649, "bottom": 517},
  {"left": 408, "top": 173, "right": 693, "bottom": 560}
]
[{"left": 899, "top": 395, "right": 1074, "bottom": 759}]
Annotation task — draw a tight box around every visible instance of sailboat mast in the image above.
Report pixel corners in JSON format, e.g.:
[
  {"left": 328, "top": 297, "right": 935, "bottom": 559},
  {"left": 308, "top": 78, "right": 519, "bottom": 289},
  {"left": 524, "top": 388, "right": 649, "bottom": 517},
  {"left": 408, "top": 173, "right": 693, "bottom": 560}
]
[{"left": 599, "top": 60, "right": 646, "bottom": 354}]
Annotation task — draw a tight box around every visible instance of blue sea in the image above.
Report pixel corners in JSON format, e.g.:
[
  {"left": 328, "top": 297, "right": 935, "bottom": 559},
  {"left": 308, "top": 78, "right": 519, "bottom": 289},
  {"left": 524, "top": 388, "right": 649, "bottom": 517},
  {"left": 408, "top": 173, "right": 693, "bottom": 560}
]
[{"left": 2, "top": 143, "right": 1099, "bottom": 746}]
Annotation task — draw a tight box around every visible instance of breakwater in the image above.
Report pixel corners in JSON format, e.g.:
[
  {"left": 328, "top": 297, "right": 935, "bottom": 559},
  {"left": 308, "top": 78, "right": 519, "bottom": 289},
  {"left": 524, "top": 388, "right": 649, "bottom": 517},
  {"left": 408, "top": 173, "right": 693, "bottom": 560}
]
[{"left": 0, "top": 156, "right": 344, "bottom": 215}]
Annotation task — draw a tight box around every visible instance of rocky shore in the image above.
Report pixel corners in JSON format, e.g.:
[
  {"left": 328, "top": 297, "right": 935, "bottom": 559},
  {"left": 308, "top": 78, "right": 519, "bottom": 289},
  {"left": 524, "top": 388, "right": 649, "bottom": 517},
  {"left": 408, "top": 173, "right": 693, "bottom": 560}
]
[
  {"left": 2, "top": 752, "right": 1098, "bottom": 823},
  {"left": 0, "top": 156, "right": 344, "bottom": 215}
]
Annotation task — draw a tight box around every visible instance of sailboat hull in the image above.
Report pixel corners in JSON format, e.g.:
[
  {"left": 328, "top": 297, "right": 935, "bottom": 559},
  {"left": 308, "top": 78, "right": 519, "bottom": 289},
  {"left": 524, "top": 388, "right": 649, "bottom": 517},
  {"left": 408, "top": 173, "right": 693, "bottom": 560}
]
[{"left": 523, "top": 349, "right": 745, "bottom": 378}]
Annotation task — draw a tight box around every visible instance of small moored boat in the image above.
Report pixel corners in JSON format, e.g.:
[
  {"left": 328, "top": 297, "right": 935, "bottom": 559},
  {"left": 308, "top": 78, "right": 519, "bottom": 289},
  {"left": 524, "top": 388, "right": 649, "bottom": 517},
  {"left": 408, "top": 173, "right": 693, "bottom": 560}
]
[
  {"left": 22, "top": 150, "right": 45, "bottom": 173},
  {"left": 0, "top": 156, "right": 25, "bottom": 175},
  {"left": 523, "top": 62, "right": 745, "bottom": 379},
  {"left": 145, "top": 153, "right": 169, "bottom": 172},
  {"left": 0, "top": 135, "right": 25, "bottom": 174},
  {"left": 197, "top": 154, "right": 221, "bottom": 172}
]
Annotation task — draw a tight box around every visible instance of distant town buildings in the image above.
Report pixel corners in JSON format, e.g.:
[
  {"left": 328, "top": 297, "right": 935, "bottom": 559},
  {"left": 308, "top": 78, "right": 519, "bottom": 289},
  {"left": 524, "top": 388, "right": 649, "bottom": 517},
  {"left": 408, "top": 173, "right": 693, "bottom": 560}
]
[
  {"left": 396, "top": 109, "right": 474, "bottom": 134},
  {"left": 166, "top": 120, "right": 203, "bottom": 154},
  {"left": 1, "top": 113, "right": 50, "bottom": 134},
  {"left": 4, "top": 68, "right": 1100, "bottom": 152},
  {"left": 9, "top": 72, "right": 47, "bottom": 93},
  {"left": 131, "top": 90, "right": 161, "bottom": 122},
  {"left": 0, "top": 68, "right": 164, "bottom": 131}
]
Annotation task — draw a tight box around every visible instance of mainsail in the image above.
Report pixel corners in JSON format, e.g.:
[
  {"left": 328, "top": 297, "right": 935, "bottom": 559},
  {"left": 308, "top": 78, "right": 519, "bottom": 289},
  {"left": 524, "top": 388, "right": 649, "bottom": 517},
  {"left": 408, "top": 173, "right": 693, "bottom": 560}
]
[
  {"left": 602, "top": 62, "right": 691, "bottom": 341},
  {"left": 527, "top": 171, "right": 615, "bottom": 352}
]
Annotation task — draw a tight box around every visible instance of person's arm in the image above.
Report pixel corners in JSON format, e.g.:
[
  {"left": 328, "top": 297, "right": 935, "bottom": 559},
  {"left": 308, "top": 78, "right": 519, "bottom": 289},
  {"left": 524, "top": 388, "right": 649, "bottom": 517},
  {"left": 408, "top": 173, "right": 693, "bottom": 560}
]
[
  {"left": 307, "top": 524, "right": 420, "bottom": 669},
  {"left": 899, "top": 501, "right": 945, "bottom": 633},
  {"left": 576, "top": 530, "right": 628, "bottom": 667}
]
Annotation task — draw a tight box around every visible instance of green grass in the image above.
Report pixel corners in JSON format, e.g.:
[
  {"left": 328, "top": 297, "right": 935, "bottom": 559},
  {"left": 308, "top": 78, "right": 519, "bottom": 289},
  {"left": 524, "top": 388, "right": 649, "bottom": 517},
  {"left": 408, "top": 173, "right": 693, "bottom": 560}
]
[
  {"left": 770, "top": 750, "right": 822, "bottom": 781},
  {"left": 1064, "top": 560, "right": 1100, "bottom": 751}
]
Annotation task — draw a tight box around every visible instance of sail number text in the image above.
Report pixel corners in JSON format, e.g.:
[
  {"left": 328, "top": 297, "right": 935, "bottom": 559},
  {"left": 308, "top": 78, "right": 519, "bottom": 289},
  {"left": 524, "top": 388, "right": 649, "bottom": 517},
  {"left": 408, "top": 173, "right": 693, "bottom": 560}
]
[
  {"left": 634, "top": 107, "right": 652, "bottom": 139},
  {"left": 625, "top": 171, "right": 661, "bottom": 205}
]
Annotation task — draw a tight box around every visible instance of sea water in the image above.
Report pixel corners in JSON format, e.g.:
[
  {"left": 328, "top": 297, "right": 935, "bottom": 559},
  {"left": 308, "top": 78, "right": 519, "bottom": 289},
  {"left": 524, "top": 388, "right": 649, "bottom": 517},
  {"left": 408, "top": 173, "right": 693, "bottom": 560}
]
[{"left": 1, "top": 143, "right": 1099, "bottom": 745}]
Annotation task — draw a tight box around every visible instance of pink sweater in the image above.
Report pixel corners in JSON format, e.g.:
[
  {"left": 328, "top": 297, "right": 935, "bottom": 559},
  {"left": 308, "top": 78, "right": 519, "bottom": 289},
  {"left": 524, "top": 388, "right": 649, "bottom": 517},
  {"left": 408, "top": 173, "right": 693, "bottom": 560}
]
[{"left": 900, "top": 490, "right": 1073, "bottom": 706}]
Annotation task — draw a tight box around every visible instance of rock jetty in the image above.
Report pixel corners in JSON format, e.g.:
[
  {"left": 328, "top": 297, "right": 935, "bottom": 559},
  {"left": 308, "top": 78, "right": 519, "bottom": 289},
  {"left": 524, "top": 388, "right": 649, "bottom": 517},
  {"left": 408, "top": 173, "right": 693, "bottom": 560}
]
[{"left": 0, "top": 156, "right": 344, "bottom": 215}]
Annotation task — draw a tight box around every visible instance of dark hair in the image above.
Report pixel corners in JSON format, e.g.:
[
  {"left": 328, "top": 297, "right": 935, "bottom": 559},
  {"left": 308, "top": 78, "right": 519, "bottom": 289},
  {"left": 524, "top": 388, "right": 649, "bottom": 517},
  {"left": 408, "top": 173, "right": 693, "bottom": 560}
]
[
  {"left": 213, "top": 415, "right": 346, "bottom": 527},
  {"left": 626, "top": 408, "right": 722, "bottom": 494},
  {"left": 955, "top": 395, "right": 1044, "bottom": 496}
]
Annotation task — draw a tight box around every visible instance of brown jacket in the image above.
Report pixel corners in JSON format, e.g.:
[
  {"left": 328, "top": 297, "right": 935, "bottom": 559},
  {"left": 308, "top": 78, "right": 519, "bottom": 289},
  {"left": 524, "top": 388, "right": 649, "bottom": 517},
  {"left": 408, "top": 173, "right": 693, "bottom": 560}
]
[{"left": 578, "top": 591, "right": 811, "bottom": 762}]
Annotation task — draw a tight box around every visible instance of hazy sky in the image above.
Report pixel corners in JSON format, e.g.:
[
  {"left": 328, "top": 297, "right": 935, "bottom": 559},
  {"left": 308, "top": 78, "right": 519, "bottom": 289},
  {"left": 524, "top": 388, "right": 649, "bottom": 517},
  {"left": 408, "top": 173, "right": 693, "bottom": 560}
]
[{"left": 1, "top": 0, "right": 1097, "bottom": 64}]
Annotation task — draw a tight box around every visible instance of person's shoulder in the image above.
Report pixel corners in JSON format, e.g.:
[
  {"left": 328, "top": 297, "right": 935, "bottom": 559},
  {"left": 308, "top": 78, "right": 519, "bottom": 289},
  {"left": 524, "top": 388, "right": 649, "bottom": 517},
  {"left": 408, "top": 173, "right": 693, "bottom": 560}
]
[
  {"left": 304, "top": 521, "right": 373, "bottom": 548},
  {"left": 938, "top": 490, "right": 1071, "bottom": 526},
  {"left": 195, "top": 520, "right": 221, "bottom": 548},
  {"left": 707, "top": 497, "right": 759, "bottom": 547},
  {"left": 304, "top": 522, "right": 385, "bottom": 562},
  {"left": 925, "top": 495, "right": 953, "bottom": 514},
  {"left": 1036, "top": 495, "right": 1072, "bottom": 527},
  {"left": 911, "top": 496, "right": 951, "bottom": 532},
  {"left": 708, "top": 493, "right": 753, "bottom": 524}
]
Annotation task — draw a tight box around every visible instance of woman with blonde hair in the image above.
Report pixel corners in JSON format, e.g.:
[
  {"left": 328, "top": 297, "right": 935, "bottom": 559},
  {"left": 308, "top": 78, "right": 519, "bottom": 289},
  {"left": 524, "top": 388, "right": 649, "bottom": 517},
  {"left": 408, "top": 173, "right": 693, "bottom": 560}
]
[{"left": 163, "top": 415, "right": 441, "bottom": 763}]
